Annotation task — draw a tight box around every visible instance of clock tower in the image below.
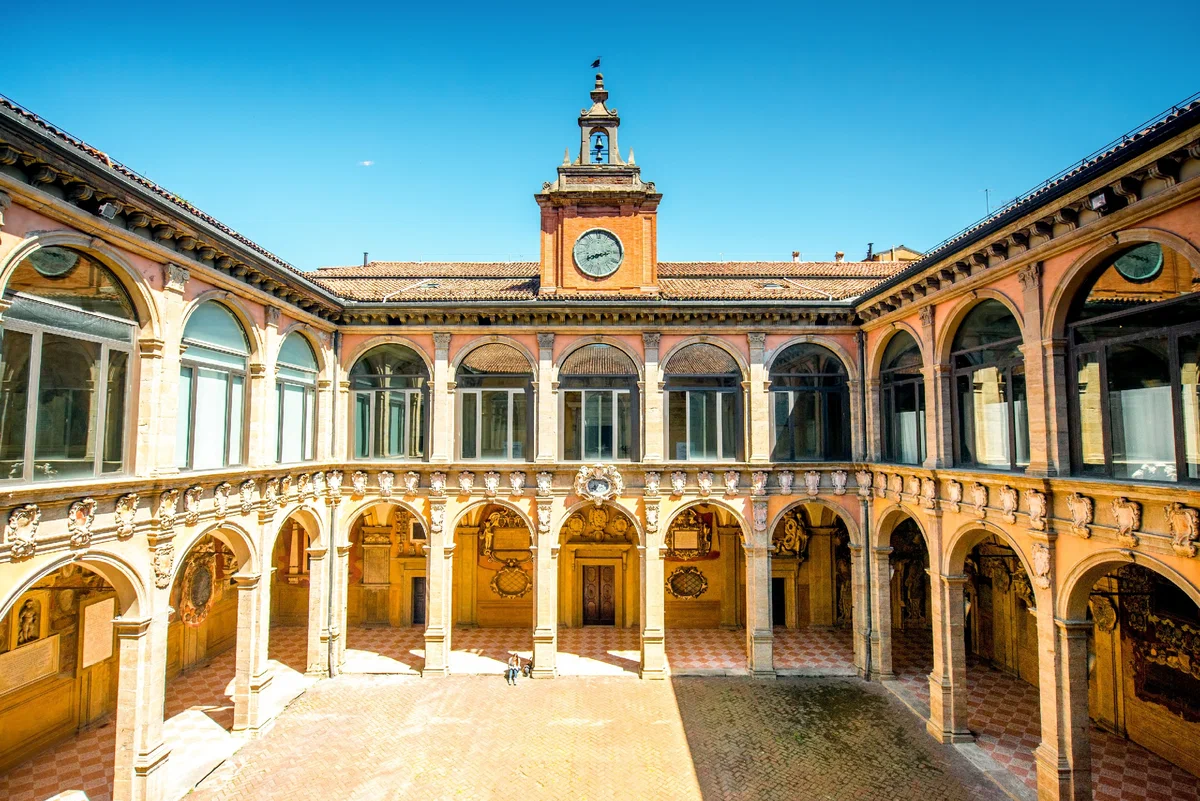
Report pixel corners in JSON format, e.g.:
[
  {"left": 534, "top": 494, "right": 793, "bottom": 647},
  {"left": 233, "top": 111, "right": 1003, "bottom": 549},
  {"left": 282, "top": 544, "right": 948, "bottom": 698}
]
[{"left": 536, "top": 73, "right": 661, "bottom": 295}]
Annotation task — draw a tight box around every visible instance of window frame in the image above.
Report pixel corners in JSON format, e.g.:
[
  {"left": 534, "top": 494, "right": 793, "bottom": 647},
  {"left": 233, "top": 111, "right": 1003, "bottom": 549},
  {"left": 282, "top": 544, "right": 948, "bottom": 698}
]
[
  {"left": 352, "top": 385, "right": 426, "bottom": 460},
  {"left": 176, "top": 304, "right": 250, "bottom": 472},
  {"left": 768, "top": 345, "right": 851, "bottom": 462},
  {"left": 0, "top": 295, "right": 135, "bottom": 484},
  {"left": 879, "top": 336, "right": 926, "bottom": 466},
  {"left": 949, "top": 333, "right": 1027, "bottom": 472},
  {"left": 275, "top": 334, "right": 319, "bottom": 465},
  {"left": 665, "top": 378, "right": 740, "bottom": 462},
  {"left": 1067, "top": 292, "right": 1200, "bottom": 483},
  {"left": 458, "top": 386, "right": 529, "bottom": 462}
]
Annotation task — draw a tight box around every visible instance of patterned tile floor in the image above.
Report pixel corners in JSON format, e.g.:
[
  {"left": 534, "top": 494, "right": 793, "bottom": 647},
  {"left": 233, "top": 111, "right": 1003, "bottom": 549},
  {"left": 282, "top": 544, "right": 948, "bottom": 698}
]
[
  {"left": 664, "top": 628, "right": 747, "bottom": 674},
  {"left": 774, "top": 626, "right": 856, "bottom": 674},
  {"left": 556, "top": 627, "right": 641, "bottom": 675},
  {"left": 885, "top": 628, "right": 1199, "bottom": 801}
]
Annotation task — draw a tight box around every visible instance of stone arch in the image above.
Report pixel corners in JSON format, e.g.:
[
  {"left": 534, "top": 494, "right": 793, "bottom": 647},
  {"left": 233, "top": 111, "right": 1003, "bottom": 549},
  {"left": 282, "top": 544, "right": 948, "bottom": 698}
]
[
  {"left": 340, "top": 497, "right": 428, "bottom": 541},
  {"left": 448, "top": 496, "right": 536, "bottom": 537},
  {"left": 1043, "top": 227, "right": 1200, "bottom": 340},
  {"left": 660, "top": 336, "right": 749, "bottom": 381},
  {"left": 664, "top": 497, "right": 751, "bottom": 544},
  {"left": 557, "top": 499, "right": 644, "bottom": 546},
  {"left": 449, "top": 335, "right": 537, "bottom": 376},
  {"left": 943, "top": 519, "right": 1034, "bottom": 584},
  {"left": 342, "top": 334, "right": 434, "bottom": 377},
  {"left": 172, "top": 520, "right": 260, "bottom": 582},
  {"left": 276, "top": 322, "right": 331, "bottom": 375},
  {"left": 1057, "top": 549, "right": 1200, "bottom": 620},
  {"left": 553, "top": 336, "right": 645, "bottom": 382},
  {"left": 0, "top": 550, "right": 149, "bottom": 622},
  {"left": 180, "top": 289, "right": 265, "bottom": 360},
  {"left": 765, "top": 334, "right": 858, "bottom": 383},
  {"left": 273, "top": 503, "right": 326, "bottom": 551},
  {"left": 874, "top": 503, "right": 931, "bottom": 553},
  {"left": 867, "top": 322, "right": 926, "bottom": 381},
  {"left": 0, "top": 231, "right": 163, "bottom": 340},
  {"left": 766, "top": 496, "right": 863, "bottom": 547},
  {"left": 933, "top": 288, "right": 1025, "bottom": 366}
]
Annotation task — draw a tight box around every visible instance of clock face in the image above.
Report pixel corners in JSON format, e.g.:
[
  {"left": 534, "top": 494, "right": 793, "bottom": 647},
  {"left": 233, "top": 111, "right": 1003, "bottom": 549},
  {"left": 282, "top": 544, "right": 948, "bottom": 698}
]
[
  {"left": 1112, "top": 242, "right": 1163, "bottom": 283},
  {"left": 573, "top": 229, "right": 624, "bottom": 278},
  {"left": 586, "top": 477, "right": 611, "bottom": 496}
]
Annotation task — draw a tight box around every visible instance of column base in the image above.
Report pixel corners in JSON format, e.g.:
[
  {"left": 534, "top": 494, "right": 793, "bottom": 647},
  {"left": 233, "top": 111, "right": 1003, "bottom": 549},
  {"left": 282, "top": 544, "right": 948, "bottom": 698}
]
[{"left": 925, "top": 720, "right": 974, "bottom": 744}]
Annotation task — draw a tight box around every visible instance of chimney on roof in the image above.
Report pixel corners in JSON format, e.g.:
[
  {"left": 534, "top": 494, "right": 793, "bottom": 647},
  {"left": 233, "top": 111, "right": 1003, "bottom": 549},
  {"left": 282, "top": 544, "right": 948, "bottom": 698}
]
[
  {"left": 866, "top": 242, "right": 874, "bottom": 261},
  {"left": 792, "top": 251, "right": 800, "bottom": 263},
  {"left": 363, "top": 252, "right": 369, "bottom": 268},
  {"left": 834, "top": 251, "right": 845, "bottom": 262}
]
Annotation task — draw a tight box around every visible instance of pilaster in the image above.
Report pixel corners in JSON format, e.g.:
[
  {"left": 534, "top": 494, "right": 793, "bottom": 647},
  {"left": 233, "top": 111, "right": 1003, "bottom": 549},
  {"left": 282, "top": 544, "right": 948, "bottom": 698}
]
[
  {"left": 112, "top": 612, "right": 170, "bottom": 801},
  {"left": 423, "top": 497, "right": 452, "bottom": 675},
  {"left": 745, "top": 498, "right": 774, "bottom": 676},
  {"left": 747, "top": 333, "right": 769, "bottom": 463},
  {"left": 431, "top": 333, "right": 452, "bottom": 462},
  {"left": 232, "top": 572, "right": 271, "bottom": 735},
  {"left": 640, "top": 496, "right": 666, "bottom": 679},
  {"left": 536, "top": 333, "right": 556, "bottom": 463},
  {"left": 532, "top": 496, "right": 559, "bottom": 677},
  {"left": 869, "top": 545, "right": 894, "bottom": 679},
  {"left": 305, "top": 545, "right": 331, "bottom": 677},
  {"left": 641, "top": 333, "right": 663, "bottom": 461},
  {"left": 927, "top": 573, "right": 973, "bottom": 743},
  {"left": 1019, "top": 263, "right": 1053, "bottom": 476}
]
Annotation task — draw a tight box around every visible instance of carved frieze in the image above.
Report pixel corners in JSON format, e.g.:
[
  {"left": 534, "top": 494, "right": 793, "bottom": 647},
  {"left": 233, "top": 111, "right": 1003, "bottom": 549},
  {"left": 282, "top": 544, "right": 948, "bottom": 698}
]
[
  {"left": 536, "top": 471, "right": 553, "bottom": 497},
  {"left": 971, "top": 483, "right": 987, "bottom": 516},
  {"left": 888, "top": 474, "right": 902, "bottom": 497},
  {"left": 312, "top": 471, "right": 327, "bottom": 498},
  {"left": 151, "top": 541, "right": 174, "bottom": 589},
  {"left": 351, "top": 471, "right": 368, "bottom": 498},
  {"left": 665, "top": 508, "right": 713, "bottom": 560},
  {"left": 214, "top": 482, "right": 232, "bottom": 519},
  {"left": 458, "top": 471, "right": 475, "bottom": 495},
  {"left": 946, "top": 480, "right": 962, "bottom": 513},
  {"left": 1112, "top": 497, "right": 1141, "bottom": 547},
  {"left": 510, "top": 471, "right": 526, "bottom": 496},
  {"left": 400, "top": 471, "right": 417, "bottom": 496},
  {"left": 430, "top": 471, "right": 447, "bottom": 497},
  {"left": 157, "top": 489, "right": 180, "bottom": 533},
  {"left": 999, "top": 486, "right": 1018, "bottom": 524},
  {"left": 723, "top": 470, "right": 740, "bottom": 496},
  {"left": 264, "top": 478, "right": 279, "bottom": 508},
  {"left": 183, "top": 485, "right": 203, "bottom": 526},
  {"left": 1090, "top": 596, "right": 1117, "bottom": 632},
  {"left": 280, "top": 475, "right": 293, "bottom": 501},
  {"left": 115, "top": 494, "right": 139, "bottom": 539},
  {"left": 1031, "top": 543, "right": 1052, "bottom": 590},
  {"left": 377, "top": 470, "right": 394, "bottom": 498},
  {"left": 1024, "top": 489, "right": 1047, "bottom": 532},
  {"left": 778, "top": 470, "right": 794, "bottom": 496},
  {"left": 805, "top": 470, "right": 820, "bottom": 497},
  {"left": 484, "top": 471, "right": 500, "bottom": 498},
  {"left": 67, "top": 498, "right": 97, "bottom": 549},
  {"left": 856, "top": 470, "right": 872, "bottom": 498},
  {"left": 326, "top": 471, "right": 341, "bottom": 501},
  {"left": 1066, "top": 492, "right": 1093, "bottom": 538},
  {"left": 920, "top": 478, "right": 936, "bottom": 509},
  {"left": 562, "top": 506, "right": 632, "bottom": 544},
  {"left": 697, "top": 471, "right": 713, "bottom": 498},
  {"left": 644, "top": 471, "right": 661, "bottom": 498},
  {"left": 297, "top": 473, "right": 312, "bottom": 500},
  {"left": 751, "top": 471, "right": 767, "bottom": 497},
  {"left": 573, "top": 464, "right": 623, "bottom": 506},
  {"left": 240, "top": 479, "right": 257, "bottom": 514},
  {"left": 832, "top": 470, "right": 847, "bottom": 496},
  {"left": 1165, "top": 502, "right": 1199, "bottom": 558},
  {"left": 5, "top": 504, "right": 41, "bottom": 559}
]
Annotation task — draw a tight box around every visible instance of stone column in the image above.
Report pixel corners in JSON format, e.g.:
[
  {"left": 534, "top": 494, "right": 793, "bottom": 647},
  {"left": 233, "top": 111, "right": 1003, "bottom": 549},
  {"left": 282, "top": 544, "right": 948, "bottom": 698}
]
[
  {"left": 232, "top": 573, "right": 271, "bottom": 735},
  {"left": 865, "top": 378, "right": 882, "bottom": 462},
  {"left": 431, "top": 333, "right": 453, "bottom": 462},
  {"left": 1043, "top": 338, "right": 1071, "bottom": 476},
  {"left": 918, "top": 305, "right": 939, "bottom": 468},
  {"left": 305, "top": 543, "right": 330, "bottom": 677},
  {"left": 536, "top": 333, "right": 556, "bottom": 463},
  {"left": 316, "top": 378, "right": 334, "bottom": 461},
  {"left": 932, "top": 363, "right": 954, "bottom": 468},
  {"left": 927, "top": 573, "right": 972, "bottom": 742},
  {"left": 848, "top": 543, "right": 867, "bottom": 675},
  {"left": 869, "top": 545, "right": 894, "bottom": 679},
  {"left": 1018, "top": 263, "right": 1053, "bottom": 476},
  {"left": 640, "top": 497, "right": 666, "bottom": 679},
  {"left": 745, "top": 499, "right": 774, "bottom": 676},
  {"left": 532, "top": 496, "right": 559, "bottom": 677},
  {"left": 255, "top": 307, "right": 282, "bottom": 466},
  {"left": 642, "top": 333, "right": 663, "bottom": 461},
  {"left": 246, "top": 360, "right": 270, "bottom": 469},
  {"left": 747, "top": 333, "right": 770, "bottom": 463},
  {"left": 112, "top": 613, "right": 170, "bottom": 801},
  {"left": 151, "top": 263, "right": 189, "bottom": 474},
  {"left": 848, "top": 378, "right": 865, "bottom": 461},
  {"left": 1037, "top": 619, "right": 1092, "bottom": 801},
  {"left": 423, "top": 497, "right": 452, "bottom": 675}
]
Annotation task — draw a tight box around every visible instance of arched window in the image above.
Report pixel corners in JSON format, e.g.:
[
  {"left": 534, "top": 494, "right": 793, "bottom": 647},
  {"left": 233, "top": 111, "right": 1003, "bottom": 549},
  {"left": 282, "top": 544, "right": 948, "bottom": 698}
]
[
  {"left": 1068, "top": 242, "right": 1200, "bottom": 482},
  {"left": 560, "top": 344, "right": 638, "bottom": 461},
  {"left": 664, "top": 344, "right": 741, "bottom": 461},
  {"left": 350, "top": 343, "right": 428, "bottom": 460},
  {"left": 770, "top": 343, "right": 850, "bottom": 461},
  {"left": 456, "top": 343, "right": 532, "bottom": 461},
  {"left": 275, "top": 333, "right": 318, "bottom": 463},
  {"left": 177, "top": 302, "right": 249, "bottom": 470},
  {"left": 0, "top": 247, "right": 137, "bottom": 482},
  {"left": 879, "top": 332, "right": 925, "bottom": 465},
  {"left": 950, "top": 300, "right": 1028, "bottom": 470}
]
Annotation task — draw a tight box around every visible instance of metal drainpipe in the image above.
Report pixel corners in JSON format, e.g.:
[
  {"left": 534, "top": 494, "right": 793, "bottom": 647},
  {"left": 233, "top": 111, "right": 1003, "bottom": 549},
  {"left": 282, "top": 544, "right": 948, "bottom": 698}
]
[
  {"left": 326, "top": 330, "right": 342, "bottom": 678},
  {"left": 857, "top": 329, "right": 873, "bottom": 680}
]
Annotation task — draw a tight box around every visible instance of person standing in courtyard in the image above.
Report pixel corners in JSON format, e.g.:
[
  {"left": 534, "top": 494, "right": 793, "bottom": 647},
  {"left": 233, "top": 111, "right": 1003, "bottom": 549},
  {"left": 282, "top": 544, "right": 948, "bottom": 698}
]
[{"left": 506, "top": 653, "right": 519, "bottom": 685}]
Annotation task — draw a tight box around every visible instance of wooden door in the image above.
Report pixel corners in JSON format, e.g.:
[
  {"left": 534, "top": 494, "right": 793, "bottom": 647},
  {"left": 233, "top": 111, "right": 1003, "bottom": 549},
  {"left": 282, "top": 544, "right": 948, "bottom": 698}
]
[
  {"left": 582, "top": 565, "right": 616, "bottom": 626},
  {"left": 771, "top": 577, "right": 787, "bottom": 628},
  {"left": 411, "top": 577, "right": 427, "bottom": 626}
]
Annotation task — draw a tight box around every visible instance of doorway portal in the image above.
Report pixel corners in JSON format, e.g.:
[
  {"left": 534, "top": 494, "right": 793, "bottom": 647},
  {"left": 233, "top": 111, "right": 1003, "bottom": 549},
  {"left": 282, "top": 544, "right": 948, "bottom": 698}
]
[{"left": 582, "top": 565, "right": 616, "bottom": 625}]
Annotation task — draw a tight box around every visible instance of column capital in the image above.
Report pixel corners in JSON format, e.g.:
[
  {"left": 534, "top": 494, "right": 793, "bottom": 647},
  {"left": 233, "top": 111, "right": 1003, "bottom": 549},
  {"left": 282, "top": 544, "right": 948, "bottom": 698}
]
[
  {"left": 233, "top": 572, "right": 263, "bottom": 589},
  {"left": 1055, "top": 618, "right": 1092, "bottom": 634},
  {"left": 642, "top": 332, "right": 661, "bottom": 351},
  {"left": 536, "top": 332, "right": 555, "bottom": 351},
  {"left": 433, "top": 332, "right": 452, "bottom": 351}
]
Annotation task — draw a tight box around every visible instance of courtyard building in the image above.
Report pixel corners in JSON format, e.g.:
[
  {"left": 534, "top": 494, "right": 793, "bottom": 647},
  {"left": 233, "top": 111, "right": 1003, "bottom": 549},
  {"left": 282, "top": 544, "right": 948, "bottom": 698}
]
[{"left": 0, "top": 76, "right": 1198, "bottom": 801}]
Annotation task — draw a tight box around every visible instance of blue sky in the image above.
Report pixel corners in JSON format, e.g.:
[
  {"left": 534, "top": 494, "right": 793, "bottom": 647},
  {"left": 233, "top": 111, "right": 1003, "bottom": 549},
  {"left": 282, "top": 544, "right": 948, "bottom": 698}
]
[{"left": 6, "top": 1, "right": 1197, "bottom": 268}]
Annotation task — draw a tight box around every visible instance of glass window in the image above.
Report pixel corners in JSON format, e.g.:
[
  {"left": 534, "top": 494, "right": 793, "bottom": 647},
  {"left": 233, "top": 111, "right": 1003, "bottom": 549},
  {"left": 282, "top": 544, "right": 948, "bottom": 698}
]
[
  {"left": 177, "top": 302, "right": 249, "bottom": 470},
  {"left": 664, "top": 344, "right": 741, "bottom": 461},
  {"left": 1067, "top": 243, "right": 1200, "bottom": 482},
  {"left": 457, "top": 343, "right": 532, "bottom": 461},
  {"left": 880, "top": 332, "right": 925, "bottom": 465},
  {"left": 1, "top": 248, "right": 136, "bottom": 483},
  {"left": 276, "top": 333, "right": 318, "bottom": 464},
  {"left": 951, "top": 300, "right": 1028, "bottom": 471},
  {"left": 350, "top": 343, "right": 428, "bottom": 460},
  {"left": 770, "top": 343, "right": 849, "bottom": 461},
  {"left": 560, "top": 344, "right": 638, "bottom": 461}
]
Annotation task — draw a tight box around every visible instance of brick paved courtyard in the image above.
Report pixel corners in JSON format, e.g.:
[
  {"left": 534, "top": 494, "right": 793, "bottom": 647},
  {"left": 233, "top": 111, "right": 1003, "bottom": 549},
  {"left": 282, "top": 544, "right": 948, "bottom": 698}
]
[{"left": 190, "top": 674, "right": 1007, "bottom": 801}]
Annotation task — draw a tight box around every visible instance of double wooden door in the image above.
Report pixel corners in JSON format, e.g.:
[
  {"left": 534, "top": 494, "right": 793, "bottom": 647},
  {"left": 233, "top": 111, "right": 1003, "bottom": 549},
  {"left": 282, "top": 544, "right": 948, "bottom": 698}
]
[{"left": 582, "top": 565, "right": 616, "bottom": 626}]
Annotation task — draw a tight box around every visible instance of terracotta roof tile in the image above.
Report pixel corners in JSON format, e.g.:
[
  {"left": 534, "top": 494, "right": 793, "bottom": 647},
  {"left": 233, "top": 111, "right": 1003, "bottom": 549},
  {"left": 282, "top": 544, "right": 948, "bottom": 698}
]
[
  {"left": 314, "top": 262, "right": 539, "bottom": 278},
  {"left": 310, "top": 276, "right": 538, "bottom": 302},
  {"left": 657, "top": 261, "right": 901, "bottom": 278}
]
